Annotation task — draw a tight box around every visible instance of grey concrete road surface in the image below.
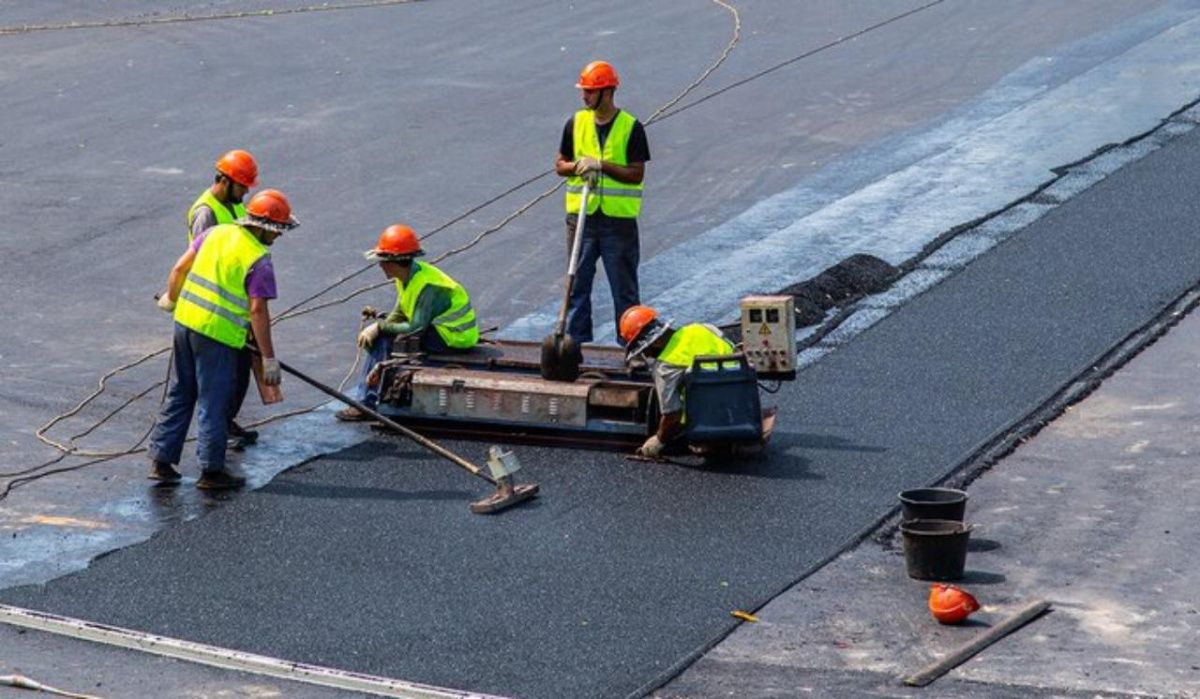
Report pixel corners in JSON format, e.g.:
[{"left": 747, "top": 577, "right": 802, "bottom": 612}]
[
  {"left": 5, "top": 2, "right": 1200, "bottom": 698},
  {"left": 0, "top": 0, "right": 1172, "bottom": 476}
]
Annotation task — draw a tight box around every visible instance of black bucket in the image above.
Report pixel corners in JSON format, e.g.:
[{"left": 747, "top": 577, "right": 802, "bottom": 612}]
[
  {"left": 901, "top": 519, "right": 972, "bottom": 581},
  {"left": 898, "top": 487, "right": 968, "bottom": 522}
]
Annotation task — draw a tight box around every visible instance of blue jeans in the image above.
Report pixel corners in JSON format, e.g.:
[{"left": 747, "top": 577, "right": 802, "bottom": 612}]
[
  {"left": 229, "top": 347, "right": 252, "bottom": 426},
  {"left": 148, "top": 324, "right": 238, "bottom": 474},
  {"left": 352, "top": 325, "right": 455, "bottom": 407},
  {"left": 565, "top": 214, "right": 640, "bottom": 343}
]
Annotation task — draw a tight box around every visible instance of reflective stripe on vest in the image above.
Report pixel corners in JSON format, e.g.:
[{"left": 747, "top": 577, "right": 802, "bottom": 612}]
[
  {"left": 565, "top": 109, "right": 643, "bottom": 218},
  {"left": 395, "top": 261, "right": 479, "bottom": 349},
  {"left": 174, "top": 224, "right": 267, "bottom": 349},
  {"left": 187, "top": 189, "right": 247, "bottom": 244},
  {"left": 658, "top": 324, "right": 735, "bottom": 368}
]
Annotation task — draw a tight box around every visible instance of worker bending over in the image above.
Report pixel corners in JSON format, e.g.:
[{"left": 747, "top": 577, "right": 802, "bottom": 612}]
[
  {"left": 620, "top": 305, "right": 735, "bottom": 458},
  {"left": 554, "top": 60, "right": 650, "bottom": 344},
  {"left": 187, "top": 149, "right": 261, "bottom": 450},
  {"left": 151, "top": 189, "right": 298, "bottom": 490},
  {"left": 337, "top": 224, "right": 479, "bottom": 421}
]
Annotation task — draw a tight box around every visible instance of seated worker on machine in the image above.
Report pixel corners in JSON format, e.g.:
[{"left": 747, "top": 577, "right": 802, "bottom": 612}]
[
  {"left": 336, "top": 224, "right": 479, "bottom": 421},
  {"left": 620, "top": 305, "right": 736, "bottom": 458}
]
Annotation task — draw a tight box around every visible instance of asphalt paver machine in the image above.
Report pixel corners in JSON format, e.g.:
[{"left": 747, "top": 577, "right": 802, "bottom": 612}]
[{"left": 370, "top": 296, "right": 797, "bottom": 453}]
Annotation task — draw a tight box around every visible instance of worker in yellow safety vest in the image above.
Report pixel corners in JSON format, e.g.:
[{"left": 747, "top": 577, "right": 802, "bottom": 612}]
[
  {"left": 150, "top": 189, "right": 298, "bottom": 490},
  {"left": 186, "top": 149, "right": 261, "bottom": 450},
  {"left": 336, "top": 224, "right": 479, "bottom": 422},
  {"left": 554, "top": 60, "right": 650, "bottom": 344},
  {"left": 620, "top": 305, "right": 736, "bottom": 457}
]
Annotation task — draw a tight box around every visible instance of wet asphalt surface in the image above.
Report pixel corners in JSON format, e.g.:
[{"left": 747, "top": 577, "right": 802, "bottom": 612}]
[{"left": 2, "top": 2, "right": 1196, "bottom": 698}]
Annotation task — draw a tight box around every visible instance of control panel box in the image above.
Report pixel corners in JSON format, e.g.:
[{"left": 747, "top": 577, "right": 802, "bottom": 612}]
[{"left": 740, "top": 295, "right": 796, "bottom": 380}]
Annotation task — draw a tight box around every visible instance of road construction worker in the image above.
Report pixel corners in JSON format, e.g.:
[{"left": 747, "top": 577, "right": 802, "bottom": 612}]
[
  {"left": 188, "top": 150, "right": 257, "bottom": 243},
  {"left": 336, "top": 224, "right": 479, "bottom": 421},
  {"left": 187, "top": 149, "right": 260, "bottom": 450},
  {"left": 554, "top": 60, "right": 650, "bottom": 344},
  {"left": 150, "top": 189, "right": 298, "bottom": 490},
  {"left": 620, "top": 305, "right": 735, "bottom": 458}
]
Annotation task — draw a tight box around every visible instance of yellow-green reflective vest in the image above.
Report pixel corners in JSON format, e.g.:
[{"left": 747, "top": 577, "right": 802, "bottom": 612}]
[
  {"left": 395, "top": 261, "right": 479, "bottom": 349},
  {"left": 565, "top": 109, "right": 643, "bottom": 218},
  {"left": 187, "top": 189, "right": 246, "bottom": 244},
  {"left": 658, "top": 324, "right": 735, "bottom": 369},
  {"left": 175, "top": 224, "right": 267, "bottom": 349}
]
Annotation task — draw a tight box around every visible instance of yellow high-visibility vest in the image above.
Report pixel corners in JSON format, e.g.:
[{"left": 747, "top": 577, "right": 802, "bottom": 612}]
[
  {"left": 395, "top": 261, "right": 479, "bottom": 349},
  {"left": 187, "top": 189, "right": 246, "bottom": 244},
  {"left": 174, "top": 224, "right": 267, "bottom": 349},
  {"left": 658, "top": 324, "right": 735, "bottom": 369},
  {"left": 565, "top": 109, "right": 643, "bottom": 218}
]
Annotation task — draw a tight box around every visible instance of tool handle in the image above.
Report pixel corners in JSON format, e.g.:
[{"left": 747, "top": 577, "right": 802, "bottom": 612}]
[
  {"left": 268, "top": 355, "right": 497, "bottom": 485},
  {"left": 555, "top": 180, "right": 590, "bottom": 335}
]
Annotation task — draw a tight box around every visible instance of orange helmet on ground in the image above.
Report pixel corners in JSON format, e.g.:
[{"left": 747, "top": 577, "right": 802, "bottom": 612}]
[
  {"left": 365, "top": 224, "right": 424, "bottom": 262},
  {"left": 240, "top": 189, "right": 298, "bottom": 232},
  {"left": 215, "top": 149, "right": 258, "bottom": 188},
  {"left": 928, "top": 584, "right": 980, "bottom": 625},
  {"left": 621, "top": 305, "right": 670, "bottom": 360},
  {"left": 576, "top": 61, "right": 619, "bottom": 90}
]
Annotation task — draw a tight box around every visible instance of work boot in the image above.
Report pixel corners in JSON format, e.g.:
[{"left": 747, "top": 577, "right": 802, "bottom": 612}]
[
  {"left": 147, "top": 461, "right": 182, "bottom": 485},
  {"left": 335, "top": 406, "right": 374, "bottom": 422},
  {"left": 195, "top": 467, "right": 247, "bottom": 491},
  {"left": 227, "top": 421, "right": 259, "bottom": 451}
]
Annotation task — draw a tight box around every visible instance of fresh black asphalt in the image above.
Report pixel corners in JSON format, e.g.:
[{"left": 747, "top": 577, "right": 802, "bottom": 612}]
[{"left": 7, "top": 108, "right": 1200, "bottom": 699}]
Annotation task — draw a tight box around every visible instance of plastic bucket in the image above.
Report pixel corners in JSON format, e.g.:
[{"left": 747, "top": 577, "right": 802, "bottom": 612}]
[
  {"left": 901, "top": 519, "right": 971, "bottom": 581},
  {"left": 898, "top": 487, "right": 968, "bottom": 523}
]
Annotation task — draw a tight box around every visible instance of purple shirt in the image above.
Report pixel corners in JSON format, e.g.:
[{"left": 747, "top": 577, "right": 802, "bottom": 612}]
[{"left": 190, "top": 228, "right": 278, "bottom": 299}]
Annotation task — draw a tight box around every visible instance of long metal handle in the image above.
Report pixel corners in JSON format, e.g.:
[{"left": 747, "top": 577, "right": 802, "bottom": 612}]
[
  {"left": 555, "top": 180, "right": 591, "bottom": 335},
  {"left": 274, "top": 358, "right": 497, "bottom": 485}
]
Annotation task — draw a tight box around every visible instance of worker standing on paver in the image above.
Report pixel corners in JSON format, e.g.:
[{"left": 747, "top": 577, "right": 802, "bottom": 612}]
[
  {"left": 151, "top": 189, "right": 298, "bottom": 490},
  {"left": 336, "top": 224, "right": 479, "bottom": 421},
  {"left": 555, "top": 60, "right": 650, "bottom": 344},
  {"left": 187, "top": 149, "right": 261, "bottom": 450},
  {"left": 620, "top": 305, "right": 735, "bottom": 457}
]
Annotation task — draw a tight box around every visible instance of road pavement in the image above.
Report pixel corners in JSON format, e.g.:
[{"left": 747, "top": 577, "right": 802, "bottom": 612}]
[{"left": 4, "top": 3, "right": 1200, "bottom": 698}]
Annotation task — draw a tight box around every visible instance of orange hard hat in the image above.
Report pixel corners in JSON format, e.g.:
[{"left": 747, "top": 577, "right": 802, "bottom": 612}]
[
  {"left": 215, "top": 149, "right": 258, "bottom": 188},
  {"left": 242, "top": 189, "right": 298, "bottom": 232},
  {"left": 576, "top": 61, "right": 619, "bottom": 90},
  {"left": 366, "top": 224, "right": 424, "bottom": 261},
  {"left": 621, "top": 305, "right": 670, "bottom": 359},
  {"left": 928, "top": 584, "right": 980, "bottom": 625}
]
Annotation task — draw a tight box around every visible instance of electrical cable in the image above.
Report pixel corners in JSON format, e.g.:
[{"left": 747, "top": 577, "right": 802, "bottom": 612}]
[{"left": 0, "top": 0, "right": 419, "bottom": 37}]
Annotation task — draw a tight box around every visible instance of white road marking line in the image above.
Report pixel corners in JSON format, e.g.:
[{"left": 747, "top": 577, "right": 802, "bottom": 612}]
[{"left": 0, "top": 604, "right": 509, "bottom": 699}]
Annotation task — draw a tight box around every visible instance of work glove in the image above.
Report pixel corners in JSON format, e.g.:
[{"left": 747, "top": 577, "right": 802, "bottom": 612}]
[
  {"left": 637, "top": 434, "right": 665, "bottom": 458},
  {"left": 357, "top": 322, "right": 381, "bottom": 350},
  {"left": 574, "top": 156, "right": 601, "bottom": 176},
  {"left": 262, "top": 358, "right": 282, "bottom": 387},
  {"left": 156, "top": 293, "right": 176, "bottom": 313}
]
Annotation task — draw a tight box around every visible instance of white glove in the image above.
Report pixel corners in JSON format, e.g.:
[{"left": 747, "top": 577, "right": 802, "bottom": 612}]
[
  {"left": 262, "top": 358, "right": 281, "bottom": 387},
  {"left": 156, "top": 293, "right": 176, "bottom": 312},
  {"left": 637, "top": 434, "right": 665, "bottom": 458},
  {"left": 574, "top": 156, "right": 601, "bottom": 175},
  {"left": 357, "top": 322, "right": 381, "bottom": 349}
]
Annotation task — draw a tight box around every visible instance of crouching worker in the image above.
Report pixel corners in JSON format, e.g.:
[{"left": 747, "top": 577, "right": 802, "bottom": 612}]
[
  {"left": 620, "top": 305, "right": 735, "bottom": 458},
  {"left": 336, "top": 224, "right": 479, "bottom": 421}
]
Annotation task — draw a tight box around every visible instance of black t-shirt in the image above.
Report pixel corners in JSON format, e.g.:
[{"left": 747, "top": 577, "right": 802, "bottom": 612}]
[{"left": 559, "top": 110, "right": 650, "bottom": 163}]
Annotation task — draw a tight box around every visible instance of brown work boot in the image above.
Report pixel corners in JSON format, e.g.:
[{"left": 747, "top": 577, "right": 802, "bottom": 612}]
[
  {"left": 147, "top": 461, "right": 182, "bottom": 485},
  {"left": 335, "top": 406, "right": 374, "bottom": 422},
  {"left": 196, "top": 468, "right": 246, "bottom": 491}
]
